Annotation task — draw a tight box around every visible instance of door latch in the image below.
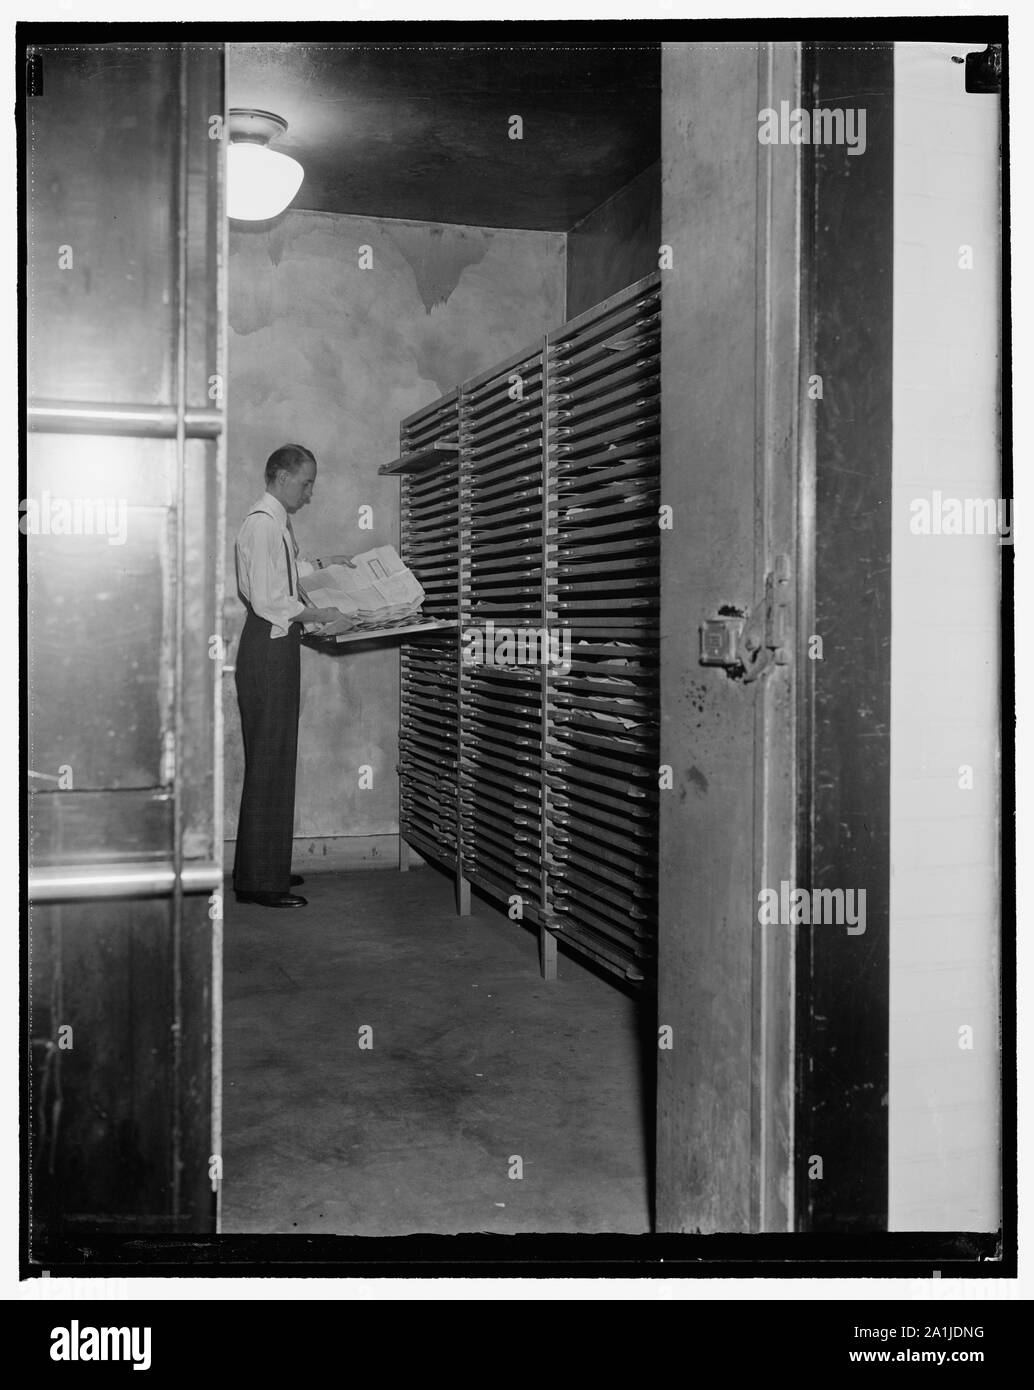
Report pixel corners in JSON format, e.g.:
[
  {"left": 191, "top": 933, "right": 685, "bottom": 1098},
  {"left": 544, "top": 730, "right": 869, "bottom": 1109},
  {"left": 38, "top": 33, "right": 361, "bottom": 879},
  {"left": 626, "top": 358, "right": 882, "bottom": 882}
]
[{"left": 739, "top": 554, "right": 792, "bottom": 682}]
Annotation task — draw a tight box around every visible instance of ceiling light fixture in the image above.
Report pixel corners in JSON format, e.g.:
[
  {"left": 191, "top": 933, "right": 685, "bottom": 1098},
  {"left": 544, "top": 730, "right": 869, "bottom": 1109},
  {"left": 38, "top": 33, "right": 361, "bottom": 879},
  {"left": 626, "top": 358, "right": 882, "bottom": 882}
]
[{"left": 227, "top": 108, "right": 304, "bottom": 221}]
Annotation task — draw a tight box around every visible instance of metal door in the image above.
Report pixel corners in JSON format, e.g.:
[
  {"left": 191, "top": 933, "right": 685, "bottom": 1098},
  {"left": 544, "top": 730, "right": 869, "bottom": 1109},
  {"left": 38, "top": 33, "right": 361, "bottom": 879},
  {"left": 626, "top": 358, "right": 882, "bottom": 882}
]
[
  {"left": 656, "top": 41, "right": 800, "bottom": 1233},
  {"left": 24, "top": 41, "right": 226, "bottom": 1254}
]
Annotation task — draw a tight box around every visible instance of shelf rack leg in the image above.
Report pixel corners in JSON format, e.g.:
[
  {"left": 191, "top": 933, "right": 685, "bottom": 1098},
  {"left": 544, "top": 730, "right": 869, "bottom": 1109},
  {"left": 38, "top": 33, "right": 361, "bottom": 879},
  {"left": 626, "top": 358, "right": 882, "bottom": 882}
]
[
  {"left": 456, "top": 871, "right": 471, "bottom": 917},
  {"left": 398, "top": 834, "right": 411, "bottom": 872},
  {"left": 539, "top": 926, "right": 558, "bottom": 981}
]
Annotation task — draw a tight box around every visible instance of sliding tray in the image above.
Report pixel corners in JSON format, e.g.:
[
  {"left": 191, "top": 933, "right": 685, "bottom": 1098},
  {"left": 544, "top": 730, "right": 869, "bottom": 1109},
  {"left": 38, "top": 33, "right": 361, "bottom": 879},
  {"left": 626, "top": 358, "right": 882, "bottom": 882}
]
[{"left": 323, "top": 616, "right": 458, "bottom": 645}]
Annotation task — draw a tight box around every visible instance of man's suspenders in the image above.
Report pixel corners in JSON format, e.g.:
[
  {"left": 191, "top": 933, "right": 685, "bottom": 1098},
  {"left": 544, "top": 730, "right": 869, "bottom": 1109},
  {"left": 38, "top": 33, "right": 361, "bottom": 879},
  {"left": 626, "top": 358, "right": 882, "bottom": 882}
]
[{"left": 245, "top": 509, "right": 294, "bottom": 596}]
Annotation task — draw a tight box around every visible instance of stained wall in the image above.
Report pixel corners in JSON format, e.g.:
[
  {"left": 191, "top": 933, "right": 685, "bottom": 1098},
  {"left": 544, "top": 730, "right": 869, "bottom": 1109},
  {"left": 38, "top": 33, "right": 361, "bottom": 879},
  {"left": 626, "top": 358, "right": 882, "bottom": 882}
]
[
  {"left": 225, "top": 210, "right": 565, "bottom": 854},
  {"left": 565, "top": 161, "right": 661, "bottom": 320}
]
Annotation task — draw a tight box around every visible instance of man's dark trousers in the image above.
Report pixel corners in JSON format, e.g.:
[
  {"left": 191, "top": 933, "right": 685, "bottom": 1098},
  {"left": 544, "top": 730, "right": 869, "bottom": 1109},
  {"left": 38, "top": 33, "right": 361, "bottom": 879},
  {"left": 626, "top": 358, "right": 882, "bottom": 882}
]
[{"left": 233, "top": 607, "right": 301, "bottom": 894}]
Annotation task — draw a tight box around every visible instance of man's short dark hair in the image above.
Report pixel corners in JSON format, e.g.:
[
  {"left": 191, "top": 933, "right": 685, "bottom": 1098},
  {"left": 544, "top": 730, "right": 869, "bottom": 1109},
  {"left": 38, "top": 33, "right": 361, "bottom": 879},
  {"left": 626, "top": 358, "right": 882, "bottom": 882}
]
[{"left": 265, "top": 444, "right": 316, "bottom": 487}]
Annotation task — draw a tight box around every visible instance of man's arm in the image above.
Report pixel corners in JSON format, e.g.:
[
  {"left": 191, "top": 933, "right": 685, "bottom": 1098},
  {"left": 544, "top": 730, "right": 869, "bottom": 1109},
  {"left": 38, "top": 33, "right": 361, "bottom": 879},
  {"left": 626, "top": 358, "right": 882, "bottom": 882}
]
[{"left": 297, "top": 553, "right": 357, "bottom": 574}]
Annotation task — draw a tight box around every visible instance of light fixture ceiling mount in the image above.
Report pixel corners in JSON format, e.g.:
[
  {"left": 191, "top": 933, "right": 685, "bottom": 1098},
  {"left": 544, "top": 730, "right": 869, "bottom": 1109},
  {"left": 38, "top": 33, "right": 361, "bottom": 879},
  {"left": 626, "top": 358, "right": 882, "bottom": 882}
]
[{"left": 229, "top": 108, "right": 289, "bottom": 145}]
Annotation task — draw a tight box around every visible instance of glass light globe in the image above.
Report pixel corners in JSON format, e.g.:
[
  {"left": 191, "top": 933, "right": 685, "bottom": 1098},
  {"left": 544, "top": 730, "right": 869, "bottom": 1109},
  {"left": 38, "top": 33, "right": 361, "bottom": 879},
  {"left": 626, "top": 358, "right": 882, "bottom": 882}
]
[{"left": 227, "top": 142, "right": 304, "bottom": 221}]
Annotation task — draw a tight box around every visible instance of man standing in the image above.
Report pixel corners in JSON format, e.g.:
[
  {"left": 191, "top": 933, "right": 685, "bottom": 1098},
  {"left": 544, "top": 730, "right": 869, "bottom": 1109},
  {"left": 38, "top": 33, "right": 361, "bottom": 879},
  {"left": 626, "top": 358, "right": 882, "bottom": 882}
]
[{"left": 233, "top": 444, "right": 352, "bottom": 909}]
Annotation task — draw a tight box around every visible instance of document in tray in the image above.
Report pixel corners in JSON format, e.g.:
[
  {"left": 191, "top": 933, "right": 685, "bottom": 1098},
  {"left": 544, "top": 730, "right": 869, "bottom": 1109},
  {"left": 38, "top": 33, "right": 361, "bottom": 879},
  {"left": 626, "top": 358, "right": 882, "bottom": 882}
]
[{"left": 300, "top": 545, "right": 425, "bottom": 634}]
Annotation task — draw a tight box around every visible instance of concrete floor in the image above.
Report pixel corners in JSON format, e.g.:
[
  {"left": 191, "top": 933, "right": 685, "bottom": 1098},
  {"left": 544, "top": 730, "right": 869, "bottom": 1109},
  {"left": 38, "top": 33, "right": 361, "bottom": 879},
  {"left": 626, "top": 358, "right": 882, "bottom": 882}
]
[{"left": 222, "top": 864, "right": 653, "bottom": 1235}]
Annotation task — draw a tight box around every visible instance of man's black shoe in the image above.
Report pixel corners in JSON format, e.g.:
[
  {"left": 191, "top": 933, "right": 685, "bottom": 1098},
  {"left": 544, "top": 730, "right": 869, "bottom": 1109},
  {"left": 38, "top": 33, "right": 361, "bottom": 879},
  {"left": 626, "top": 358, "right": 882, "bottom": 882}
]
[
  {"left": 290, "top": 874, "right": 305, "bottom": 887},
  {"left": 235, "top": 891, "right": 307, "bottom": 908}
]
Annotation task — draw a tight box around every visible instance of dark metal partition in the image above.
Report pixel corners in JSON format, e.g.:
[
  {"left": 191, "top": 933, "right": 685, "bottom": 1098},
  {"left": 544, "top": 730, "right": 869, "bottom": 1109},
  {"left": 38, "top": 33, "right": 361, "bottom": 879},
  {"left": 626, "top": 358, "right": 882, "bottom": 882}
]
[{"left": 794, "top": 41, "right": 895, "bottom": 1233}]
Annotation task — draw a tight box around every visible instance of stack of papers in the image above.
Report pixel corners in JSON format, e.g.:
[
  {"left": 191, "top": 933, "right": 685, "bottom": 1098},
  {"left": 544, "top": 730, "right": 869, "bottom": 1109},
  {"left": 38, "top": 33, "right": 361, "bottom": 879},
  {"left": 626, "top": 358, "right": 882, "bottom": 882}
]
[{"left": 300, "top": 545, "right": 425, "bottom": 635}]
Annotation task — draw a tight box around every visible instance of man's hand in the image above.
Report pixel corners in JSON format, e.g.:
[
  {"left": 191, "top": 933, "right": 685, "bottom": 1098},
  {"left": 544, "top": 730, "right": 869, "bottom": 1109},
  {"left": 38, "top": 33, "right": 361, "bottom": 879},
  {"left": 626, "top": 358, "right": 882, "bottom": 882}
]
[
  {"left": 306, "top": 606, "right": 346, "bottom": 625},
  {"left": 320, "top": 553, "right": 357, "bottom": 569}
]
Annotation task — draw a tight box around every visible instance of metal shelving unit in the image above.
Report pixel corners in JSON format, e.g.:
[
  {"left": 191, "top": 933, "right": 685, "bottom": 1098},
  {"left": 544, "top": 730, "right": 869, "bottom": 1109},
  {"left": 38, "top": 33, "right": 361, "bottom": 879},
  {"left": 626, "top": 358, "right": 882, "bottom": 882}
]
[{"left": 391, "top": 274, "right": 661, "bottom": 983}]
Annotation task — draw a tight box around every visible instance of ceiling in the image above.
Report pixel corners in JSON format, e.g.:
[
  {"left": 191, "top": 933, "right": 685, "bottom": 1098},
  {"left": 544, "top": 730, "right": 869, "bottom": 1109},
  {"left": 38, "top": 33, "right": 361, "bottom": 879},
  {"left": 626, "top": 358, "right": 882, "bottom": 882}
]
[{"left": 227, "top": 42, "right": 660, "bottom": 231}]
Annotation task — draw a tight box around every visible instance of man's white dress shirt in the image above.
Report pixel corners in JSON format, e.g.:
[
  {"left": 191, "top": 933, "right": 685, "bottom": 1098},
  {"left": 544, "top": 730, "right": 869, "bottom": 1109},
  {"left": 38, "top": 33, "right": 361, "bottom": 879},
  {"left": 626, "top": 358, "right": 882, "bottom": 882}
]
[{"left": 235, "top": 493, "right": 316, "bottom": 639}]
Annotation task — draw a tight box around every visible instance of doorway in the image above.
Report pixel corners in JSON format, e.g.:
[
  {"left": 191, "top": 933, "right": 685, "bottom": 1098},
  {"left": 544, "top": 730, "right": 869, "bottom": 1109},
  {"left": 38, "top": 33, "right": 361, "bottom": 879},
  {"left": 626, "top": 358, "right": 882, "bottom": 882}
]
[{"left": 219, "top": 40, "right": 663, "bottom": 1236}]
